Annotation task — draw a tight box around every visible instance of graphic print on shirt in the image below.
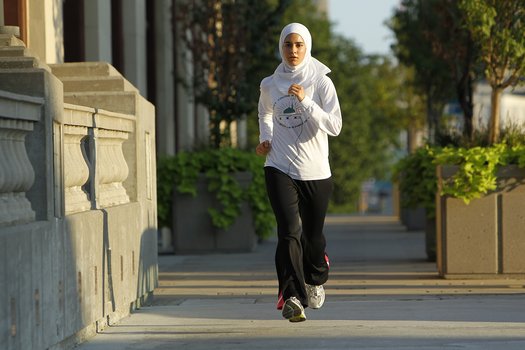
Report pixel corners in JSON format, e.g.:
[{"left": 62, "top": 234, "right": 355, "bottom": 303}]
[{"left": 273, "top": 95, "right": 309, "bottom": 129}]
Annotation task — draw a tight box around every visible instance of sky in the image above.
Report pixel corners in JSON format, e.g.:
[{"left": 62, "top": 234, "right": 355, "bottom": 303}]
[{"left": 328, "top": 0, "right": 400, "bottom": 56}]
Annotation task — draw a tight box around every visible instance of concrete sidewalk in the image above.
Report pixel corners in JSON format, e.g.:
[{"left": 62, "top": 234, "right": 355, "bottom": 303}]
[{"left": 76, "top": 216, "right": 525, "bottom": 350}]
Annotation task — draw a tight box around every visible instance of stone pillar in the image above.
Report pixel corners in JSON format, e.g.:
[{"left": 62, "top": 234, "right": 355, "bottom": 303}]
[
  {"left": 122, "top": 0, "right": 147, "bottom": 96},
  {"left": 0, "top": 90, "right": 44, "bottom": 226},
  {"left": 26, "top": 0, "right": 63, "bottom": 63},
  {"left": 83, "top": 0, "right": 113, "bottom": 63},
  {"left": 174, "top": 17, "right": 195, "bottom": 151},
  {"left": 154, "top": 0, "right": 175, "bottom": 156},
  {"left": 0, "top": 2, "right": 4, "bottom": 26}
]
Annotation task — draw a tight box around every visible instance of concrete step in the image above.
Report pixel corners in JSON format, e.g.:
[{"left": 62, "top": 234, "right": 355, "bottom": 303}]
[
  {"left": 60, "top": 76, "right": 137, "bottom": 93},
  {"left": 64, "top": 91, "right": 138, "bottom": 115},
  {"left": 50, "top": 62, "right": 121, "bottom": 78}
]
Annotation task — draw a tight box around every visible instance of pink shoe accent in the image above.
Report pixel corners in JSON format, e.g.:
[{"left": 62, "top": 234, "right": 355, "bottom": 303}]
[{"left": 276, "top": 291, "right": 284, "bottom": 310}]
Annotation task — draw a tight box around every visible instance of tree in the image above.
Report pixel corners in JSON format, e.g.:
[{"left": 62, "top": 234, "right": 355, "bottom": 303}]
[
  {"left": 175, "top": 0, "right": 290, "bottom": 148},
  {"left": 423, "top": 0, "right": 478, "bottom": 141},
  {"left": 389, "top": 0, "right": 455, "bottom": 143},
  {"left": 393, "top": 65, "right": 426, "bottom": 153},
  {"left": 459, "top": 0, "right": 525, "bottom": 144},
  {"left": 327, "top": 37, "right": 409, "bottom": 211}
]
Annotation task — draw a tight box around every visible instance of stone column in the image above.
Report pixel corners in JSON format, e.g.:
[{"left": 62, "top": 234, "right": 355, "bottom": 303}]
[
  {"left": 154, "top": 0, "right": 175, "bottom": 156},
  {"left": 83, "top": 0, "right": 113, "bottom": 63},
  {"left": 26, "top": 0, "right": 63, "bottom": 63},
  {"left": 122, "top": 0, "right": 147, "bottom": 96},
  {"left": 0, "top": 2, "right": 4, "bottom": 26}
]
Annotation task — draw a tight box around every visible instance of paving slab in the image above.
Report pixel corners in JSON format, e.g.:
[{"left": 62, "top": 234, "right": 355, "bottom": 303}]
[{"left": 76, "top": 216, "right": 525, "bottom": 349}]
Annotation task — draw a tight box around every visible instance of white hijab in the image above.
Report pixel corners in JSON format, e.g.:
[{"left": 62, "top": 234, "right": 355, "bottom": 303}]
[{"left": 273, "top": 22, "right": 331, "bottom": 95}]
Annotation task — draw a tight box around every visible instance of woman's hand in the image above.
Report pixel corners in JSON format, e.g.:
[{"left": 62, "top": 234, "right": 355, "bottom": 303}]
[
  {"left": 288, "top": 84, "right": 305, "bottom": 101},
  {"left": 256, "top": 140, "right": 271, "bottom": 156}
]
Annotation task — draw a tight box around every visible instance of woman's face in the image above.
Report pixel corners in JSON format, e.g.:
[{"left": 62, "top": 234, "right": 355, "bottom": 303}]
[{"left": 283, "top": 33, "right": 306, "bottom": 66}]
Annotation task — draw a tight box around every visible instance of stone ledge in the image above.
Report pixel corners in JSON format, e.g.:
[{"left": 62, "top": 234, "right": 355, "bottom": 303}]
[
  {"left": 64, "top": 91, "right": 138, "bottom": 115},
  {"left": 0, "top": 90, "right": 44, "bottom": 120},
  {"left": 50, "top": 62, "right": 122, "bottom": 78},
  {"left": 60, "top": 75, "right": 137, "bottom": 93}
]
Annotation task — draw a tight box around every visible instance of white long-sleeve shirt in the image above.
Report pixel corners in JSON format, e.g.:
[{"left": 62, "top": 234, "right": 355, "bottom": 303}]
[{"left": 258, "top": 74, "right": 342, "bottom": 180}]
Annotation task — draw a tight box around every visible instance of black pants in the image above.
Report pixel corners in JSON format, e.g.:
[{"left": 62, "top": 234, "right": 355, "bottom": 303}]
[{"left": 264, "top": 166, "right": 332, "bottom": 307}]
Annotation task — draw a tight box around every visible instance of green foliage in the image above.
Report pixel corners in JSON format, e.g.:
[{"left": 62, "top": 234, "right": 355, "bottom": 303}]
[
  {"left": 394, "top": 146, "right": 438, "bottom": 218},
  {"left": 329, "top": 53, "right": 408, "bottom": 211},
  {"left": 397, "top": 139, "right": 525, "bottom": 214},
  {"left": 434, "top": 144, "right": 508, "bottom": 203},
  {"left": 459, "top": 0, "right": 525, "bottom": 86},
  {"left": 157, "top": 148, "right": 275, "bottom": 239}
]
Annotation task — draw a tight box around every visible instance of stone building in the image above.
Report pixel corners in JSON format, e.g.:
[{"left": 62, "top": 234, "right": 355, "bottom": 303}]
[{"left": 0, "top": 0, "right": 159, "bottom": 349}]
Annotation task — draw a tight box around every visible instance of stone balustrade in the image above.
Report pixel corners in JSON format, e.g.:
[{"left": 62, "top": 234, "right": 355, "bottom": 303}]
[
  {"left": 0, "top": 99, "right": 134, "bottom": 218},
  {"left": 0, "top": 90, "right": 43, "bottom": 226},
  {"left": 62, "top": 103, "right": 133, "bottom": 214}
]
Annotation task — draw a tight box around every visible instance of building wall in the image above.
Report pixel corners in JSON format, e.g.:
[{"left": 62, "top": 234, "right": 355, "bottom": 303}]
[
  {"left": 0, "top": 32, "right": 157, "bottom": 349},
  {"left": 472, "top": 83, "right": 525, "bottom": 131}
]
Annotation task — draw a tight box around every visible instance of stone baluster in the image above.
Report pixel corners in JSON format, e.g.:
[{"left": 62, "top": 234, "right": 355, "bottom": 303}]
[
  {"left": 94, "top": 128, "right": 130, "bottom": 207},
  {"left": 92, "top": 109, "right": 133, "bottom": 208},
  {"left": 0, "top": 118, "right": 36, "bottom": 226},
  {"left": 63, "top": 125, "right": 91, "bottom": 214}
]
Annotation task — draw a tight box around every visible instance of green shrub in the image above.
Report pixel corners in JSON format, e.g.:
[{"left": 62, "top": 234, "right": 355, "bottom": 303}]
[
  {"left": 157, "top": 148, "right": 275, "bottom": 240},
  {"left": 395, "top": 140, "right": 525, "bottom": 214},
  {"left": 394, "top": 145, "right": 438, "bottom": 218},
  {"left": 435, "top": 143, "right": 525, "bottom": 203}
]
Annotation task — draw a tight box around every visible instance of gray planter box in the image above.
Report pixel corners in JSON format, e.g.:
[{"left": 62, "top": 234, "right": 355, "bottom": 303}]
[
  {"left": 425, "top": 217, "right": 436, "bottom": 262},
  {"left": 400, "top": 206, "right": 426, "bottom": 231},
  {"left": 436, "top": 165, "right": 525, "bottom": 278},
  {"left": 171, "top": 172, "right": 257, "bottom": 254}
]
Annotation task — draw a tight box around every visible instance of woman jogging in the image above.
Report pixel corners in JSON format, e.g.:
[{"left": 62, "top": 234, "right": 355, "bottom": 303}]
[{"left": 256, "top": 22, "right": 342, "bottom": 322}]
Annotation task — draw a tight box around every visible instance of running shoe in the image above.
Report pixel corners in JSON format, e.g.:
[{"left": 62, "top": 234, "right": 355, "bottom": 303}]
[
  {"left": 305, "top": 284, "right": 325, "bottom": 309},
  {"left": 282, "top": 297, "right": 306, "bottom": 322}
]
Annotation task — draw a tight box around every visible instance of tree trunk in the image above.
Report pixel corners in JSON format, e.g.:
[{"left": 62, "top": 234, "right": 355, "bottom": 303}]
[
  {"left": 488, "top": 87, "right": 502, "bottom": 145},
  {"left": 458, "top": 32, "right": 474, "bottom": 141},
  {"left": 425, "top": 87, "right": 435, "bottom": 144},
  {"left": 407, "top": 124, "right": 421, "bottom": 154}
]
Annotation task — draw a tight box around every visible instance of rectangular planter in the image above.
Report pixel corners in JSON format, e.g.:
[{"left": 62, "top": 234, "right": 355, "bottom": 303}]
[
  {"left": 171, "top": 172, "right": 257, "bottom": 254},
  {"left": 436, "top": 165, "right": 525, "bottom": 278},
  {"left": 400, "top": 206, "right": 426, "bottom": 231}
]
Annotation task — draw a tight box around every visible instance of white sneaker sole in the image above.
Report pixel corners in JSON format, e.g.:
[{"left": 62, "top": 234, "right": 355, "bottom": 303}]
[
  {"left": 282, "top": 298, "right": 306, "bottom": 322},
  {"left": 306, "top": 284, "right": 325, "bottom": 309}
]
